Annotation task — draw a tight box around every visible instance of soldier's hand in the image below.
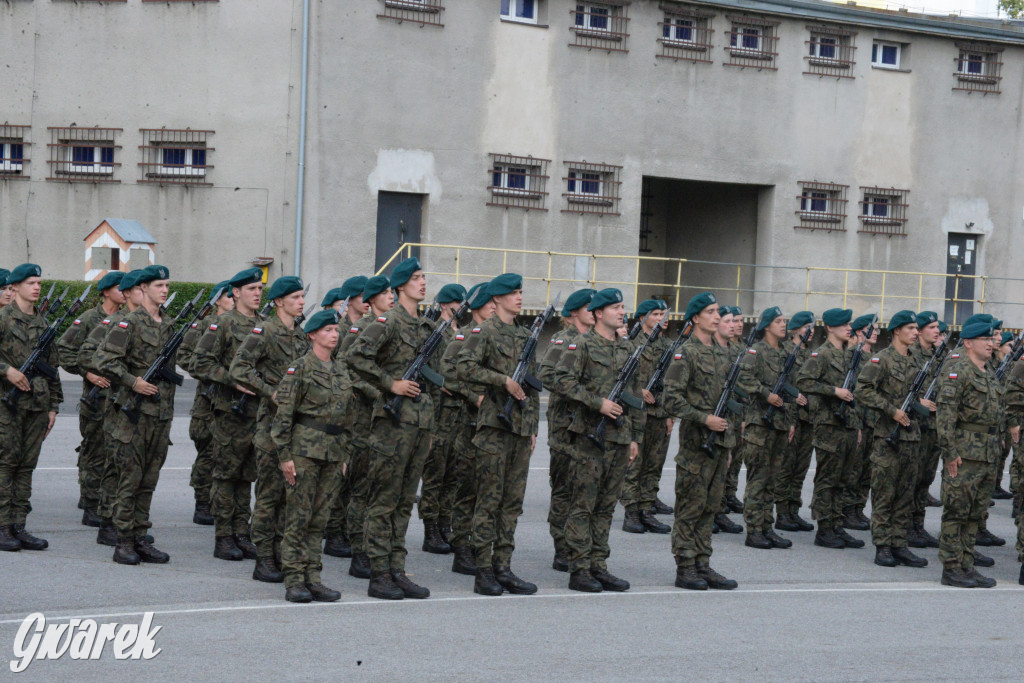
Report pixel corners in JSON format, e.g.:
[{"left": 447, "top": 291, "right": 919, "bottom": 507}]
[
  {"left": 235, "top": 384, "right": 257, "bottom": 396},
  {"left": 504, "top": 377, "right": 525, "bottom": 401},
  {"left": 857, "top": 429, "right": 862, "bottom": 445},
  {"left": 133, "top": 377, "right": 159, "bottom": 396},
  {"left": 442, "top": 387, "right": 454, "bottom": 397},
  {"left": 946, "top": 456, "right": 961, "bottom": 478},
  {"left": 834, "top": 387, "right": 854, "bottom": 402},
  {"left": 530, "top": 435, "right": 537, "bottom": 452},
  {"left": 45, "top": 411, "right": 56, "bottom": 438},
  {"left": 665, "top": 418, "right": 674, "bottom": 436},
  {"left": 920, "top": 398, "right": 937, "bottom": 412},
  {"left": 1011, "top": 425, "right": 1020, "bottom": 444},
  {"left": 271, "top": 390, "right": 278, "bottom": 405},
  {"left": 893, "top": 409, "right": 910, "bottom": 427},
  {"left": 600, "top": 399, "right": 623, "bottom": 418},
  {"left": 788, "top": 425, "right": 795, "bottom": 442},
  {"left": 628, "top": 442, "right": 639, "bottom": 464},
  {"left": 642, "top": 389, "right": 655, "bottom": 405},
  {"left": 705, "top": 414, "right": 728, "bottom": 432},
  {"left": 795, "top": 393, "right": 808, "bottom": 407},
  {"left": 281, "top": 460, "right": 297, "bottom": 486},
  {"left": 85, "top": 372, "right": 110, "bottom": 389},
  {"left": 768, "top": 393, "right": 785, "bottom": 408},
  {"left": 5, "top": 367, "right": 30, "bottom": 392},
  {"left": 475, "top": 395, "right": 484, "bottom": 408},
  {"left": 391, "top": 379, "right": 421, "bottom": 398}
]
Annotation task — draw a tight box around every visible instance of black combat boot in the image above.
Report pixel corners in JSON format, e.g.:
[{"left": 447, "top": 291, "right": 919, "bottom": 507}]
[
  {"left": 253, "top": 557, "right": 284, "bottom": 583},
  {"left": 917, "top": 526, "right": 940, "bottom": 548},
  {"left": 696, "top": 561, "right": 738, "bottom": 590},
  {"left": 0, "top": 525, "right": 21, "bottom": 552},
  {"left": 726, "top": 494, "right": 744, "bottom": 514},
  {"left": 113, "top": 536, "right": 140, "bottom": 565},
  {"left": 991, "top": 484, "right": 1013, "bottom": 500},
  {"left": 874, "top": 545, "right": 896, "bottom": 567},
  {"left": 973, "top": 550, "right": 994, "bottom": 568},
  {"left": 842, "top": 509, "right": 869, "bottom": 531},
  {"left": 474, "top": 567, "right": 504, "bottom": 596},
  {"left": 135, "top": 537, "right": 170, "bottom": 563},
  {"left": 214, "top": 535, "right": 243, "bottom": 561},
  {"left": 653, "top": 497, "right": 673, "bottom": 515},
  {"left": 1018, "top": 563, "right": 1024, "bottom": 586},
  {"left": 493, "top": 565, "right": 538, "bottom": 595},
  {"left": 814, "top": 526, "right": 845, "bottom": 549},
  {"left": 349, "top": 552, "right": 371, "bottom": 579},
  {"left": 745, "top": 531, "right": 772, "bottom": 549},
  {"left": 674, "top": 565, "right": 708, "bottom": 591},
  {"left": 192, "top": 501, "right": 214, "bottom": 526},
  {"left": 855, "top": 509, "right": 871, "bottom": 527},
  {"left": 422, "top": 521, "right": 451, "bottom": 554},
  {"left": 368, "top": 570, "right": 404, "bottom": 600},
  {"left": 774, "top": 513, "right": 802, "bottom": 533},
  {"left": 96, "top": 520, "right": 117, "bottom": 546},
  {"left": 551, "top": 553, "right": 569, "bottom": 573},
  {"left": 568, "top": 569, "right": 602, "bottom": 593},
  {"left": 438, "top": 522, "right": 454, "bottom": 545},
  {"left": 591, "top": 568, "right": 629, "bottom": 592},
  {"left": 834, "top": 527, "right": 865, "bottom": 549},
  {"left": 306, "top": 582, "right": 341, "bottom": 602},
  {"left": 764, "top": 528, "right": 792, "bottom": 549},
  {"left": 285, "top": 584, "right": 313, "bottom": 603},
  {"left": 323, "top": 532, "right": 352, "bottom": 558},
  {"left": 390, "top": 570, "right": 430, "bottom": 599},
  {"left": 966, "top": 569, "right": 996, "bottom": 588},
  {"left": 12, "top": 524, "right": 47, "bottom": 550},
  {"left": 975, "top": 528, "right": 1006, "bottom": 547},
  {"left": 81, "top": 508, "right": 102, "bottom": 528},
  {"left": 234, "top": 533, "right": 258, "bottom": 559},
  {"left": 621, "top": 509, "right": 646, "bottom": 534},
  {"left": 78, "top": 495, "right": 86, "bottom": 510},
  {"left": 891, "top": 546, "right": 928, "bottom": 568},
  {"left": 640, "top": 510, "right": 671, "bottom": 534},
  {"left": 940, "top": 567, "right": 977, "bottom": 588},
  {"left": 714, "top": 513, "right": 743, "bottom": 534},
  {"left": 925, "top": 493, "right": 942, "bottom": 508},
  {"left": 790, "top": 512, "right": 815, "bottom": 532},
  {"left": 450, "top": 546, "right": 476, "bottom": 576},
  {"left": 907, "top": 524, "right": 926, "bottom": 548}
]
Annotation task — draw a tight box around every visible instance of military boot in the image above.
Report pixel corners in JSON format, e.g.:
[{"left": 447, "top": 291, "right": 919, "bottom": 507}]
[
  {"left": 96, "top": 520, "right": 117, "bottom": 546},
  {"left": 214, "top": 535, "right": 243, "bottom": 561},
  {"left": 991, "top": 484, "right": 1012, "bottom": 500},
  {"left": 422, "top": 521, "right": 451, "bottom": 554},
  {"left": 764, "top": 528, "right": 792, "bottom": 549},
  {"left": 855, "top": 509, "right": 871, "bottom": 527},
  {"left": 493, "top": 565, "right": 538, "bottom": 595},
  {"left": 1018, "top": 563, "right": 1023, "bottom": 586},
  {"left": 12, "top": 524, "right": 47, "bottom": 550},
  {"left": 192, "top": 501, "right": 214, "bottom": 526},
  {"left": 568, "top": 569, "right": 602, "bottom": 593},
  {"left": 474, "top": 567, "right": 504, "bottom": 596},
  {"left": 842, "top": 509, "right": 869, "bottom": 531},
  {"left": 622, "top": 509, "right": 646, "bottom": 534},
  {"left": 714, "top": 513, "right": 743, "bottom": 534},
  {"left": 349, "top": 552, "right": 371, "bottom": 579},
  {"left": 551, "top": 552, "right": 569, "bottom": 573},
  {"left": 451, "top": 545, "right": 476, "bottom": 576},
  {"left": 285, "top": 584, "right": 313, "bottom": 603},
  {"left": 640, "top": 510, "right": 671, "bottom": 534},
  {"left": 674, "top": 565, "right": 708, "bottom": 591},
  {"left": 0, "top": 525, "right": 21, "bottom": 552},
  {"left": 925, "top": 493, "right": 942, "bottom": 507},
  {"left": 234, "top": 533, "right": 258, "bottom": 559},
  {"left": 135, "top": 537, "right": 170, "bottom": 563},
  {"left": 368, "top": 570, "right": 404, "bottom": 600},
  {"left": 78, "top": 495, "right": 86, "bottom": 510},
  {"left": 744, "top": 531, "right": 772, "bottom": 549},
  {"left": 973, "top": 550, "right": 994, "bottom": 568},
  {"left": 790, "top": 512, "right": 815, "bottom": 532},
  {"left": 814, "top": 526, "right": 845, "bottom": 549},
  {"left": 391, "top": 570, "right": 430, "bottom": 599},
  {"left": 654, "top": 497, "right": 674, "bottom": 515},
  {"left": 438, "top": 522, "right": 454, "bottom": 545},
  {"left": 916, "top": 526, "right": 940, "bottom": 548},
  {"left": 726, "top": 494, "right": 744, "bottom": 514},
  {"left": 966, "top": 569, "right": 996, "bottom": 588},
  {"left": 696, "top": 561, "right": 738, "bottom": 590},
  {"left": 774, "top": 513, "right": 802, "bottom": 533},
  {"left": 81, "top": 508, "right": 102, "bottom": 528},
  {"left": 907, "top": 524, "right": 926, "bottom": 548},
  {"left": 940, "top": 567, "right": 977, "bottom": 588},
  {"left": 253, "top": 557, "right": 285, "bottom": 583},
  {"left": 874, "top": 545, "right": 896, "bottom": 567},
  {"left": 1012, "top": 496, "right": 1020, "bottom": 519},
  {"left": 834, "top": 527, "right": 865, "bottom": 549},
  {"left": 306, "top": 582, "right": 342, "bottom": 602},
  {"left": 323, "top": 532, "right": 352, "bottom": 558},
  {"left": 113, "top": 536, "right": 140, "bottom": 565},
  {"left": 975, "top": 529, "right": 1006, "bottom": 547},
  {"left": 591, "top": 568, "right": 629, "bottom": 592},
  {"left": 891, "top": 546, "right": 928, "bottom": 568}
]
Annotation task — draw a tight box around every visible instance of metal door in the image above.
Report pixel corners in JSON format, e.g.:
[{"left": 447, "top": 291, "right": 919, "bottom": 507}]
[
  {"left": 944, "top": 233, "right": 976, "bottom": 325},
  {"left": 374, "top": 191, "right": 423, "bottom": 273}
]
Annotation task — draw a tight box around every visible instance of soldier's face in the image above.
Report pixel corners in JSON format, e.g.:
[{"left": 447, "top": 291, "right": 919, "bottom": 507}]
[
  {"left": 14, "top": 276, "right": 41, "bottom": 304},
  {"left": 237, "top": 282, "right": 263, "bottom": 312},
  {"left": 830, "top": 323, "right": 852, "bottom": 342},
  {"left": 474, "top": 300, "right": 497, "bottom": 322},
  {"left": 919, "top": 321, "right": 940, "bottom": 345},
  {"left": 0, "top": 286, "right": 12, "bottom": 306},
  {"left": 646, "top": 309, "right": 666, "bottom": 328},
  {"left": 216, "top": 294, "right": 234, "bottom": 314},
  {"left": 599, "top": 302, "right": 626, "bottom": 330},
  {"left": 965, "top": 337, "right": 993, "bottom": 360},
  {"left": 695, "top": 305, "right": 720, "bottom": 334},
  {"left": 573, "top": 307, "right": 595, "bottom": 327},
  {"left": 895, "top": 323, "right": 918, "bottom": 346},
  {"left": 402, "top": 272, "right": 427, "bottom": 303},
  {"left": 142, "top": 279, "right": 169, "bottom": 306},
  {"left": 127, "top": 287, "right": 145, "bottom": 307},
  {"left": 717, "top": 314, "right": 733, "bottom": 336},
  {"left": 494, "top": 289, "right": 523, "bottom": 316},
  {"left": 349, "top": 295, "right": 368, "bottom": 315},
  {"left": 104, "top": 287, "right": 126, "bottom": 306},
  {"left": 278, "top": 290, "right": 304, "bottom": 318},
  {"left": 369, "top": 290, "right": 394, "bottom": 313},
  {"left": 767, "top": 316, "right": 787, "bottom": 340},
  {"left": 311, "top": 324, "right": 339, "bottom": 350}
]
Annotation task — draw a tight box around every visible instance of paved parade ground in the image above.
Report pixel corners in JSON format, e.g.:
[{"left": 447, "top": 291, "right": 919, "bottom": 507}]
[{"left": 1, "top": 379, "right": 1021, "bottom": 680}]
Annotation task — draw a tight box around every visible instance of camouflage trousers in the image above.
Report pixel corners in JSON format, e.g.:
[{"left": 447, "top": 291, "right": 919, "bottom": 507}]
[
  {"left": 869, "top": 437, "right": 919, "bottom": 549},
  {"left": 565, "top": 437, "right": 630, "bottom": 573},
  {"left": 775, "top": 420, "right": 814, "bottom": 517},
  {"left": 471, "top": 426, "right": 532, "bottom": 568},
  {"left": 547, "top": 434, "right": 574, "bottom": 558},
  {"left": 0, "top": 407, "right": 48, "bottom": 527},
  {"left": 720, "top": 446, "right": 742, "bottom": 514},
  {"left": 364, "top": 420, "right": 431, "bottom": 573},
  {"left": 281, "top": 454, "right": 343, "bottom": 589},
  {"left": 209, "top": 410, "right": 257, "bottom": 537},
  {"left": 339, "top": 432, "right": 370, "bottom": 553},
  {"left": 621, "top": 415, "right": 671, "bottom": 513},
  {"left": 738, "top": 424, "right": 789, "bottom": 531},
  {"left": 811, "top": 424, "right": 858, "bottom": 530},
  {"left": 76, "top": 400, "right": 107, "bottom": 511},
  {"left": 188, "top": 414, "right": 214, "bottom": 506},
  {"left": 418, "top": 427, "right": 459, "bottom": 525},
  {"left": 448, "top": 416, "right": 478, "bottom": 552},
  {"left": 323, "top": 467, "right": 350, "bottom": 540},
  {"left": 252, "top": 443, "right": 287, "bottom": 560},
  {"left": 1010, "top": 448, "right": 1022, "bottom": 494},
  {"left": 979, "top": 435, "right": 1012, "bottom": 533},
  {"left": 97, "top": 404, "right": 121, "bottom": 520},
  {"left": 1015, "top": 487, "right": 1023, "bottom": 563},
  {"left": 911, "top": 428, "right": 940, "bottom": 528},
  {"left": 842, "top": 429, "right": 873, "bottom": 514},
  {"left": 110, "top": 411, "right": 172, "bottom": 538},
  {"left": 939, "top": 457, "right": 996, "bottom": 570},
  {"left": 671, "top": 438, "right": 728, "bottom": 567}
]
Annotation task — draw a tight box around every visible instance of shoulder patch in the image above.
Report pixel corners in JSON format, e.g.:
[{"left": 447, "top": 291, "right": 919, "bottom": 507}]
[
  {"left": 870, "top": 357, "right": 880, "bottom": 363},
  {"left": 949, "top": 373, "right": 958, "bottom": 379},
  {"left": 951, "top": 353, "right": 960, "bottom": 359},
  {"left": 349, "top": 327, "right": 359, "bottom": 334},
  {"left": 377, "top": 316, "right": 387, "bottom": 322},
  {"left": 472, "top": 327, "right": 482, "bottom": 334},
  {"left": 554, "top": 339, "right": 564, "bottom": 345},
  {"left": 209, "top": 323, "right": 218, "bottom": 331},
  {"left": 747, "top": 348, "right": 757, "bottom": 355},
  {"left": 73, "top": 319, "right": 81, "bottom": 326},
  {"left": 567, "top": 343, "right": 578, "bottom": 350},
  {"left": 674, "top": 353, "right": 682, "bottom": 360},
  {"left": 455, "top": 334, "right": 465, "bottom": 341},
  {"left": 253, "top": 327, "right": 263, "bottom": 334},
  {"left": 190, "top": 322, "right": 198, "bottom": 329},
  {"left": 101, "top": 319, "right": 111, "bottom": 326},
  {"left": 810, "top": 352, "right": 818, "bottom": 357},
  {"left": 286, "top": 367, "right": 296, "bottom": 375},
  {"left": 118, "top": 321, "right": 129, "bottom": 329}
]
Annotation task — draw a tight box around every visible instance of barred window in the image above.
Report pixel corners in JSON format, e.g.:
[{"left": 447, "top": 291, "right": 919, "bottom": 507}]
[
  {"left": 858, "top": 187, "right": 908, "bottom": 236},
  {"left": 0, "top": 124, "right": 30, "bottom": 180},
  {"left": 795, "top": 181, "right": 847, "bottom": 232},
  {"left": 570, "top": 2, "right": 629, "bottom": 53},
  {"left": 562, "top": 161, "right": 621, "bottom": 216},
  {"left": 47, "top": 126, "right": 122, "bottom": 183},
  {"left": 487, "top": 154, "right": 549, "bottom": 211},
  {"left": 139, "top": 129, "right": 214, "bottom": 186},
  {"left": 379, "top": 0, "right": 444, "bottom": 27},
  {"left": 657, "top": 4, "right": 714, "bottom": 63},
  {"left": 953, "top": 42, "right": 1002, "bottom": 95},
  {"left": 501, "top": 0, "right": 540, "bottom": 25},
  {"left": 804, "top": 25, "right": 855, "bottom": 79},
  {"left": 725, "top": 15, "right": 779, "bottom": 70}
]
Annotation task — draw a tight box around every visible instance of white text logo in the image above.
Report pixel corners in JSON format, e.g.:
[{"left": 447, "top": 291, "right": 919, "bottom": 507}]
[{"left": 10, "top": 612, "right": 162, "bottom": 673}]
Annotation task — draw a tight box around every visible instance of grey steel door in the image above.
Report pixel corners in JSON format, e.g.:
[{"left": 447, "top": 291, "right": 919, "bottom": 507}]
[
  {"left": 944, "top": 233, "right": 976, "bottom": 325},
  {"left": 374, "top": 191, "right": 423, "bottom": 274}
]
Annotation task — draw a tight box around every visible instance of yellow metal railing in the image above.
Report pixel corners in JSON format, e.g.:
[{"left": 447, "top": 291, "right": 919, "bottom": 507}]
[{"left": 377, "top": 243, "right": 1024, "bottom": 325}]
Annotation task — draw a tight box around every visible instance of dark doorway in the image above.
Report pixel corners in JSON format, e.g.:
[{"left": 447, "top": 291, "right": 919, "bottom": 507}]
[
  {"left": 375, "top": 191, "right": 424, "bottom": 273},
  {"left": 944, "top": 233, "right": 977, "bottom": 324}
]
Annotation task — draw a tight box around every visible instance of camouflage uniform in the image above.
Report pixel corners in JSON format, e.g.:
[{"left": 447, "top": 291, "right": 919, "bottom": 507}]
[
  {"left": 774, "top": 339, "right": 814, "bottom": 518},
  {"left": 0, "top": 304, "right": 62, "bottom": 527},
  {"left": 796, "top": 342, "right": 858, "bottom": 530},
  {"left": 841, "top": 360, "right": 875, "bottom": 517},
  {"left": 936, "top": 356, "right": 1004, "bottom": 571},
  {"left": 551, "top": 330, "right": 643, "bottom": 573},
  {"left": 663, "top": 336, "right": 738, "bottom": 569},
  {"left": 179, "top": 321, "right": 215, "bottom": 509},
  {"left": 347, "top": 306, "right": 438, "bottom": 574},
  {"left": 1003, "top": 360, "right": 1024, "bottom": 562},
  {"left": 909, "top": 342, "right": 941, "bottom": 530},
  {"left": 855, "top": 346, "right": 921, "bottom": 550},
  {"left": 417, "top": 323, "right": 460, "bottom": 527},
  {"left": 79, "top": 313, "right": 125, "bottom": 521},
  {"left": 57, "top": 303, "right": 113, "bottom": 513},
  {"left": 621, "top": 330, "right": 672, "bottom": 515},
  {"left": 719, "top": 339, "right": 745, "bottom": 514},
  {"left": 193, "top": 309, "right": 262, "bottom": 538},
  {"left": 229, "top": 315, "right": 310, "bottom": 561},
  {"left": 271, "top": 351, "right": 351, "bottom": 588},
  {"left": 94, "top": 308, "right": 174, "bottom": 540},
  {"left": 456, "top": 316, "right": 540, "bottom": 569}
]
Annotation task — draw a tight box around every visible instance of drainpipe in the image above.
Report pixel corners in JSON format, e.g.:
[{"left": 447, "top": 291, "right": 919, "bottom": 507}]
[{"left": 293, "top": 0, "right": 311, "bottom": 275}]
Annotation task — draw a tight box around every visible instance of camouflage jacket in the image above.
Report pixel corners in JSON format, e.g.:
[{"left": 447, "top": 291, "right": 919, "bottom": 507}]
[
  {"left": 936, "top": 356, "right": 1005, "bottom": 464},
  {"left": 192, "top": 308, "right": 263, "bottom": 417},
  {"left": 538, "top": 326, "right": 583, "bottom": 442},
  {"left": 782, "top": 337, "right": 813, "bottom": 424},
  {"left": 854, "top": 345, "right": 921, "bottom": 442},
  {"left": 94, "top": 307, "right": 175, "bottom": 420},
  {"left": 342, "top": 312, "right": 383, "bottom": 406},
  {"left": 432, "top": 322, "right": 461, "bottom": 440},
  {"left": 456, "top": 315, "right": 540, "bottom": 437},
  {"left": 271, "top": 351, "right": 352, "bottom": 464},
  {"left": 796, "top": 341, "right": 852, "bottom": 429},
  {"left": 636, "top": 327, "right": 671, "bottom": 420},
  {"left": 79, "top": 311, "right": 126, "bottom": 379},
  {"left": 1003, "top": 359, "right": 1024, "bottom": 430},
  {"left": 348, "top": 304, "right": 437, "bottom": 430},
  {"left": 551, "top": 329, "right": 644, "bottom": 446},
  {"left": 739, "top": 339, "right": 791, "bottom": 431},
  {"left": 663, "top": 335, "right": 739, "bottom": 451},
  {"left": 57, "top": 303, "right": 115, "bottom": 399},
  {"left": 909, "top": 341, "right": 939, "bottom": 431},
  {"left": 0, "top": 303, "right": 63, "bottom": 413}
]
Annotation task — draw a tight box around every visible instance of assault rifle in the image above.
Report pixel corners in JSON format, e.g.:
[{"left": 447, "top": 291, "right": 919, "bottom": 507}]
[
  {"left": 496, "top": 294, "right": 562, "bottom": 431},
  {"left": 701, "top": 324, "right": 758, "bottom": 455},
  {"left": 922, "top": 339, "right": 958, "bottom": 402},
  {"left": 762, "top": 324, "right": 813, "bottom": 423},
  {"left": 645, "top": 319, "right": 695, "bottom": 400},
  {"left": 996, "top": 331, "right": 1024, "bottom": 381},
  {"left": 2, "top": 285, "right": 91, "bottom": 412},
  {"left": 36, "top": 283, "right": 57, "bottom": 319},
  {"left": 886, "top": 338, "right": 946, "bottom": 448},
  {"left": 834, "top": 315, "right": 877, "bottom": 426}
]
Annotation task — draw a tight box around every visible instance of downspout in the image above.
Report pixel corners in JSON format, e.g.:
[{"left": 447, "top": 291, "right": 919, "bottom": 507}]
[{"left": 293, "top": 0, "right": 311, "bottom": 275}]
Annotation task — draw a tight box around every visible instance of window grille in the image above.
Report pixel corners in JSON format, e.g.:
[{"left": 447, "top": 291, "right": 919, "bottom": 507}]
[
  {"left": 487, "top": 153, "right": 550, "bottom": 211},
  {"left": 379, "top": 0, "right": 444, "bottom": 27},
  {"left": 657, "top": 4, "right": 714, "bottom": 64},
  {"left": 570, "top": 2, "right": 630, "bottom": 53},
  {"left": 0, "top": 124, "right": 30, "bottom": 180},
  {"left": 562, "top": 161, "right": 622, "bottom": 216},
  {"left": 795, "top": 181, "right": 847, "bottom": 232},
  {"left": 953, "top": 42, "right": 1002, "bottom": 95},
  {"left": 139, "top": 128, "right": 214, "bottom": 186},
  {"left": 724, "top": 15, "right": 779, "bottom": 70},
  {"left": 47, "top": 126, "right": 122, "bottom": 183},
  {"left": 857, "top": 187, "right": 909, "bottom": 236},
  {"left": 804, "top": 25, "right": 856, "bottom": 79}
]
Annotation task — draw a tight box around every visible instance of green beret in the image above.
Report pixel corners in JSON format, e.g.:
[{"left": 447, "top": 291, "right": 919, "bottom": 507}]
[
  {"left": 718, "top": 305, "right": 732, "bottom": 318},
  {"left": 915, "top": 311, "right": 939, "bottom": 328},
  {"left": 362, "top": 275, "right": 390, "bottom": 300},
  {"left": 963, "top": 313, "right": 993, "bottom": 326},
  {"left": 214, "top": 280, "right": 233, "bottom": 299},
  {"left": 96, "top": 271, "right": 125, "bottom": 292},
  {"left": 730, "top": 306, "right": 742, "bottom": 317},
  {"left": 787, "top": 311, "right": 814, "bottom": 330},
  {"left": 822, "top": 308, "right": 853, "bottom": 327},
  {"left": 228, "top": 267, "right": 262, "bottom": 288},
  {"left": 851, "top": 314, "right": 875, "bottom": 332},
  {"left": 267, "top": 276, "right": 303, "bottom": 301},
  {"left": 303, "top": 309, "right": 339, "bottom": 334},
  {"left": 562, "top": 288, "right": 595, "bottom": 316},
  {"left": 1000, "top": 331, "right": 1014, "bottom": 346},
  {"left": 960, "top": 320, "right": 995, "bottom": 340},
  {"left": 684, "top": 292, "right": 717, "bottom": 322},
  {"left": 0, "top": 268, "right": 9, "bottom": 287},
  {"left": 489, "top": 273, "right": 523, "bottom": 297},
  {"left": 321, "top": 287, "right": 345, "bottom": 307},
  {"left": 436, "top": 283, "right": 468, "bottom": 304},
  {"left": 7, "top": 263, "right": 42, "bottom": 285},
  {"left": 137, "top": 264, "right": 170, "bottom": 284},
  {"left": 887, "top": 309, "right": 916, "bottom": 330},
  {"left": 390, "top": 257, "right": 422, "bottom": 290},
  {"left": 588, "top": 288, "right": 624, "bottom": 312},
  {"left": 756, "top": 306, "right": 783, "bottom": 332},
  {"left": 339, "top": 275, "right": 368, "bottom": 300},
  {"left": 938, "top": 321, "right": 948, "bottom": 334},
  {"left": 119, "top": 269, "right": 145, "bottom": 291},
  {"left": 992, "top": 318, "right": 1003, "bottom": 330},
  {"left": 636, "top": 299, "right": 667, "bottom": 318},
  {"left": 467, "top": 283, "right": 493, "bottom": 311}
]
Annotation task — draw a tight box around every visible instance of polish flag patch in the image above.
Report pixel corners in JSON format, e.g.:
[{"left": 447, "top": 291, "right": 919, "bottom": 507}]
[
  {"left": 377, "top": 316, "right": 387, "bottom": 322},
  {"left": 349, "top": 327, "right": 359, "bottom": 334},
  {"left": 674, "top": 353, "right": 682, "bottom": 360},
  {"left": 253, "top": 328, "right": 263, "bottom": 335},
  {"left": 118, "top": 321, "right": 129, "bottom": 329},
  {"left": 101, "top": 319, "right": 111, "bottom": 326},
  {"left": 286, "top": 368, "right": 296, "bottom": 375},
  {"left": 554, "top": 339, "right": 564, "bottom": 345},
  {"left": 209, "top": 324, "right": 218, "bottom": 331},
  {"left": 870, "top": 357, "right": 880, "bottom": 363},
  {"left": 455, "top": 334, "right": 465, "bottom": 341},
  {"left": 568, "top": 343, "right": 578, "bottom": 350},
  {"left": 73, "top": 319, "right": 81, "bottom": 326},
  {"left": 949, "top": 373, "right": 958, "bottom": 379},
  {"left": 810, "top": 352, "right": 818, "bottom": 357},
  {"left": 472, "top": 327, "right": 482, "bottom": 334},
  {"left": 747, "top": 349, "right": 757, "bottom": 355},
  {"left": 951, "top": 353, "right": 960, "bottom": 359},
  {"left": 190, "top": 322, "right": 198, "bottom": 329}
]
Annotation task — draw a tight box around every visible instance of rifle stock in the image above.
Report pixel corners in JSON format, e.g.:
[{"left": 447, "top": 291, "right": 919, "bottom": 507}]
[
  {"left": 497, "top": 295, "right": 561, "bottom": 431},
  {"left": 701, "top": 325, "right": 758, "bottom": 455}
]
